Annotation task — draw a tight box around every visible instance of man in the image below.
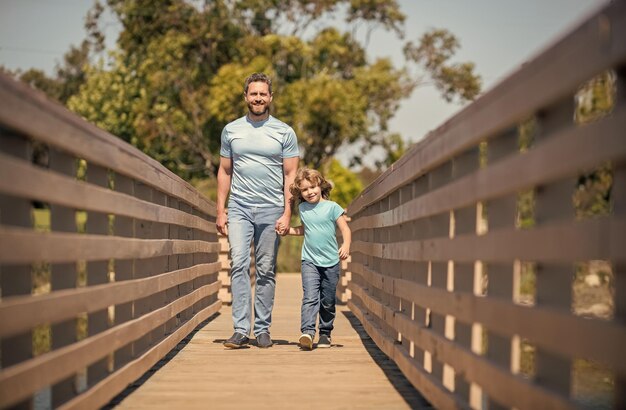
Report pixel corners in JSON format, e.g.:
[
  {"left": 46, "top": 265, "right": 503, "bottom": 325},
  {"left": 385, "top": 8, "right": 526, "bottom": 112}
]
[{"left": 217, "top": 72, "right": 299, "bottom": 348}]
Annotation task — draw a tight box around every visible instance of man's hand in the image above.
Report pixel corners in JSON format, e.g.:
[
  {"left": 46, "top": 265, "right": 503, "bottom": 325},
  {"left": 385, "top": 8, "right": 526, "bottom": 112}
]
[
  {"left": 275, "top": 214, "right": 290, "bottom": 236},
  {"left": 216, "top": 211, "right": 228, "bottom": 236}
]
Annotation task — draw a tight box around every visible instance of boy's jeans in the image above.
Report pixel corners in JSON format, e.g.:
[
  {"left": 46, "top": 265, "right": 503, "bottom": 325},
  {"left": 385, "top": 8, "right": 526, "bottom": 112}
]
[
  {"left": 228, "top": 202, "right": 283, "bottom": 337},
  {"left": 300, "top": 260, "right": 340, "bottom": 336}
]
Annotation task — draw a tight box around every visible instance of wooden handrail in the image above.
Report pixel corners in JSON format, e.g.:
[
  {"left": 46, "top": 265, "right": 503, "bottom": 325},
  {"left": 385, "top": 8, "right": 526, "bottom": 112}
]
[
  {"left": 0, "top": 71, "right": 221, "bottom": 409},
  {"left": 341, "top": 1, "right": 626, "bottom": 409}
]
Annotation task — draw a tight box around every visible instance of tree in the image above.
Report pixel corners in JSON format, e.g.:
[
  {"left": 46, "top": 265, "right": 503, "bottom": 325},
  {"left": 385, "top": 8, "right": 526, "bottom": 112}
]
[
  {"left": 37, "top": 0, "right": 481, "bottom": 187},
  {"left": 404, "top": 29, "right": 481, "bottom": 102},
  {"left": 324, "top": 159, "right": 363, "bottom": 209}
]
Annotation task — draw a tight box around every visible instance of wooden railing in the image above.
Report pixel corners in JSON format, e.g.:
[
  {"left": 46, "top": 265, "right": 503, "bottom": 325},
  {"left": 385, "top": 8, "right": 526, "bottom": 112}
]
[
  {"left": 343, "top": 2, "right": 625, "bottom": 409},
  {"left": 0, "top": 73, "right": 221, "bottom": 409},
  {"left": 218, "top": 236, "right": 232, "bottom": 304}
]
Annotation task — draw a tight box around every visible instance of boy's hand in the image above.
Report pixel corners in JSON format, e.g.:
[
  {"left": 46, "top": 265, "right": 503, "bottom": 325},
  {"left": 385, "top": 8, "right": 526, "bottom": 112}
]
[
  {"left": 275, "top": 221, "right": 287, "bottom": 235},
  {"left": 339, "top": 244, "right": 350, "bottom": 260}
]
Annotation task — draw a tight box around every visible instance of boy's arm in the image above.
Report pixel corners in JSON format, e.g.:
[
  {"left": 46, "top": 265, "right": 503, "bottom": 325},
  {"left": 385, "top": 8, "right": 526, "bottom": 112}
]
[
  {"left": 337, "top": 215, "right": 351, "bottom": 260},
  {"left": 287, "top": 225, "right": 304, "bottom": 236}
]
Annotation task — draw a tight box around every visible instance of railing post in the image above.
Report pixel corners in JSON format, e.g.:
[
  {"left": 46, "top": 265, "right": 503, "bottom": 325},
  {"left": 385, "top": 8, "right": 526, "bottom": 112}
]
[
  {"left": 113, "top": 172, "right": 135, "bottom": 369},
  {"left": 451, "top": 146, "right": 480, "bottom": 405},
  {"left": 86, "top": 162, "right": 111, "bottom": 387},
  {"left": 612, "top": 65, "right": 626, "bottom": 410},
  {"left": 534, "top": 95, "right": 577, "bottom": 397},
  {"left": 484, "top": 127, "right": 520, "bottom": 410},
  {"left": 49, "top": 148, "right": 79, "bottom": 406},
  {"left": 427, "top": 161, "right": 454, "bottom": 392},
  {"left": 0, "top": 132, "right": 33, "bottom": 410},
  {"left": 166, "top": 196, "right": 181, "bottom": 331}
]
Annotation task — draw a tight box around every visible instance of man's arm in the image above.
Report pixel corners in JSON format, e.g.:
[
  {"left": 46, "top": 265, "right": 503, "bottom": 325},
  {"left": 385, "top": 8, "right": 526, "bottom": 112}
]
[
  {"left": 216, "top": 156, "right": 232, "bottom": 236},
  {"left": 275, "top": 156, "right": 299, "bottom": 235}
]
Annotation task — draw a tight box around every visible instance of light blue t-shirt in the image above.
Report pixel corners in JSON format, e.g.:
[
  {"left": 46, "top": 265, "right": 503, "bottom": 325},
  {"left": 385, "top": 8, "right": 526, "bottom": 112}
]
[
  {"left": 300, "top": 200, "right": 345, "bottom": 267},
  {"left": 220, "top": 115, "right": 299, "bottom": 207}
]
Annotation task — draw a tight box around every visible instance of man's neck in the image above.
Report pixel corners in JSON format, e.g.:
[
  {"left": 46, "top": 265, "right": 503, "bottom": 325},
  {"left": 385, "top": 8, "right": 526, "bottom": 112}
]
[{"left": 247, "top": 112, "right": 270, "bottom": 122}]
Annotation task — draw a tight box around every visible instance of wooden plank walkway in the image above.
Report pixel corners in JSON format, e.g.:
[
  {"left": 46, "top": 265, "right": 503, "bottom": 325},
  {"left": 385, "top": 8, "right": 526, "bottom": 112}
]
[{"left": 111, "top": 274, "right": 431, "bottom": 409}]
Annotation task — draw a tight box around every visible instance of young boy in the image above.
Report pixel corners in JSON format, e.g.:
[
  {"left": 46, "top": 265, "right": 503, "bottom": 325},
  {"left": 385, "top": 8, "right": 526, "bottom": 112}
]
[{"left": 281, "top": 168, "right": 351, "bottom": 350}]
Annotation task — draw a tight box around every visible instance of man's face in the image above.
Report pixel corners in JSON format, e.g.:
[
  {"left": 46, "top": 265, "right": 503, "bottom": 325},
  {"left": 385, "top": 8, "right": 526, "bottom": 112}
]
[{"left": 245, "top": 81, "right": 272, "bottom": 117}]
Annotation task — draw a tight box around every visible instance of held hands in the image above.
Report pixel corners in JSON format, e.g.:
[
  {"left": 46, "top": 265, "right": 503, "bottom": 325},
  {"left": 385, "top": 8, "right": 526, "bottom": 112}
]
[
  {"left": 275, "top": 216, "right": 290, "bottom": 236},
  {"left": 339, "top": 244, "right": 350, "bottom": 260}
]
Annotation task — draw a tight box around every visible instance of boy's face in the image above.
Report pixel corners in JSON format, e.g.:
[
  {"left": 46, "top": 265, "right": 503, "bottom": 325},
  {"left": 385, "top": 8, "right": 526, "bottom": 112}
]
[{"left": 298, "top": 179, "right": 322, "bottom": 204}]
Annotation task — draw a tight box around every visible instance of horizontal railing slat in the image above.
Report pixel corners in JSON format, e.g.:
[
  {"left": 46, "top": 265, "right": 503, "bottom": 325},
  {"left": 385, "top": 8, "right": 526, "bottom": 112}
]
[
  {"left": 0, "top": 226, "right": 220, "bottom": 264},
  {"left": 351, "top": 217, "right": 625, "bottom": 263},
  {"left": 0, "top": 151, "right": 216, "bottom": 234},
  {"left": 0, "top": 262, "right": 221, "bottom": 338}
]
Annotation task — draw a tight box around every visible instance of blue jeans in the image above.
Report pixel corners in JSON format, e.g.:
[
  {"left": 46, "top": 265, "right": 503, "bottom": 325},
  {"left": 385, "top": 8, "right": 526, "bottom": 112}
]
[
  {"left": 300, "top": 260, "right": 340, "bottom": 336},
  {"left": 228, "top": 202, "right": 283, "bottom": 336}
]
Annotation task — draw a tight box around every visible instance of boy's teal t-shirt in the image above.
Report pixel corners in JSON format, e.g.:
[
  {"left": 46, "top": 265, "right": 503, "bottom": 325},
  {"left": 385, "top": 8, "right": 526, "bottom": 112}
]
[{"left": 299, "top": 200, "right": 345, "bottom": 267}]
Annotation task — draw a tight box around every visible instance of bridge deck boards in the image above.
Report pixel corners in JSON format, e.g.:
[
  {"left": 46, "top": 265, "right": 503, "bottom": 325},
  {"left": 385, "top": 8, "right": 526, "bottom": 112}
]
[{"left": 114, "top": 274, "right": 431, "bottom": 409}]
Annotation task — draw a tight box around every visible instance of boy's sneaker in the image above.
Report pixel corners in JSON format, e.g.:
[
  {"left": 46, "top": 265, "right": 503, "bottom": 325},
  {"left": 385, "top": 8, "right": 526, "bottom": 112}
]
[
  {"left": 317, "top": 334, "right": 331, "bottom": 348},
  {"left": 299, "top": 333, "right": 313, "bottom": 350}
]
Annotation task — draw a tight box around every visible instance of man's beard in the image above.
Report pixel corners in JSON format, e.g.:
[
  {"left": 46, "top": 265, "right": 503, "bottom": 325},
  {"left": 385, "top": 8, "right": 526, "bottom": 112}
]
[{"left": 248, "top": 102, "right": 269, "bottom": 116}]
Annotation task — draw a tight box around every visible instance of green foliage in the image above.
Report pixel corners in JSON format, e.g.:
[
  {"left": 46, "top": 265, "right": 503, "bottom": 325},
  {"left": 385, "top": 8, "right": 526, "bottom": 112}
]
[
  {"left": 277, "top": 235, "right": 304, "bottom": 273},
  {"left": 573, "top": 71, "right": 615, "bottom": 219},
  {"left": 575, "top": 71, "right": 615, "bottom": 125},
  {"left": 404, "top": 28, "right": 481, "bottom": 102},
  {"left": 347, "top": 0, "right": 405, "bottom": 41},
  {"left": 278, "top": 72, "right": 369, "bottom": 168},
  {"left": 375, "top": 132, "right": 405, "bottom": 169},
  {"left": 324, "top": 159, "right": 363, "bottom": 208},
  {"left": 67, "top": 55, "right": 141, "bottom": 145},
  {"left": 15, "top": 0, "right": 482, "bottom": 181},
  {"left": 574, "top": 162, "right": 612, "bottom": 219}
]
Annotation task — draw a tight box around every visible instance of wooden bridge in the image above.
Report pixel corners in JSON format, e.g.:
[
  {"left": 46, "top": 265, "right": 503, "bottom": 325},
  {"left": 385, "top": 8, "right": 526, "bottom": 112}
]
[{"left": 1, "top": 2, "right": 625, "bottom": 409}]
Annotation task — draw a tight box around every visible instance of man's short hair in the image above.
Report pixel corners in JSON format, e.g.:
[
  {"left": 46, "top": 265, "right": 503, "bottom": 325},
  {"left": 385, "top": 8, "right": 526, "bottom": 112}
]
[{"left": 244, "top": 72, "right": 273, "bottom": 95}]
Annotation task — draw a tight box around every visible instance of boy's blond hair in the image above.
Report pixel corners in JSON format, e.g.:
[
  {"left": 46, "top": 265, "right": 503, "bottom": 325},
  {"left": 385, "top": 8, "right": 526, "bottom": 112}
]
[{"left": 289, "top": 168, "right": 332, "bottom": 209}]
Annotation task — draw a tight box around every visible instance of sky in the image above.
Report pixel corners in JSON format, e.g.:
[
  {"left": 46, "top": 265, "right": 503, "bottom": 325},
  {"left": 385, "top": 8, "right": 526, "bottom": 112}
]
[{"left": 0, "top": 0, "right": 609, "bottom": 166}]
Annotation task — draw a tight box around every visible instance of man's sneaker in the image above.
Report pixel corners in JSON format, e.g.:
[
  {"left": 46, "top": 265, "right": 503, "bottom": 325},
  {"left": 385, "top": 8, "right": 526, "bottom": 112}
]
[
  {"left": 224, "top": 332, "right": 249, "bottom": 348},
  {"left": 299, "top": 333, "right": 313, "bottom": 350},
  {"left": 256, "top": 332, "right": 273, "bottom": 348},
  {"left": 317, "top": 334, "right": 331, "bottom": 348}
]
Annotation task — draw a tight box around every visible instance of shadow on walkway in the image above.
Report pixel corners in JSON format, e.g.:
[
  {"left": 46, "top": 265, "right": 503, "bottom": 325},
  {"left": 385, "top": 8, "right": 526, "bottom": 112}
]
[
  {"left": 341, "top": 310, "right": 434, "bottom": 410},
  {"left": 103, "top": 313, "right": 221, "bottom": 409}
]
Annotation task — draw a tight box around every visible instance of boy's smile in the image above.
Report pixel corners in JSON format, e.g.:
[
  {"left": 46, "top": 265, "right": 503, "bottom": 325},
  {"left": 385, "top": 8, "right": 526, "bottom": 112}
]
[{"left": 298, "top": 179, "right": 322, "bottom": 204}]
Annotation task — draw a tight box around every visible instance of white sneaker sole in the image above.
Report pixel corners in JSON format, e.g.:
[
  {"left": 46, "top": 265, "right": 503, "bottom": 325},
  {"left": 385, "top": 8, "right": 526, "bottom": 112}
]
[{"left": 299, "top": 334, "right": 313, "bottom": 350}]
